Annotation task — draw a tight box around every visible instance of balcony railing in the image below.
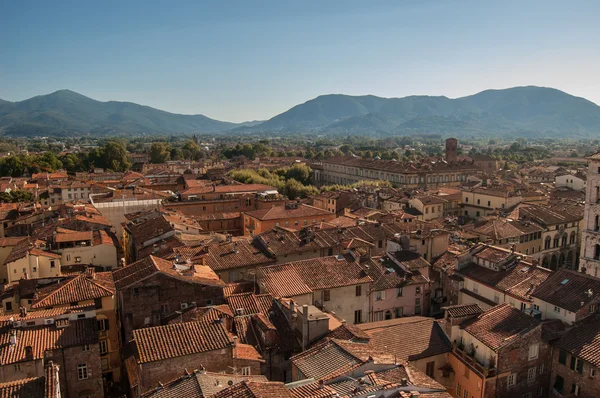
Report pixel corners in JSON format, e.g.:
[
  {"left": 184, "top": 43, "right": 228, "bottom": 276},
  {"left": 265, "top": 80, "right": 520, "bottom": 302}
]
[{"left": 452, "top": 345, "right": 497, "bottom": 378}]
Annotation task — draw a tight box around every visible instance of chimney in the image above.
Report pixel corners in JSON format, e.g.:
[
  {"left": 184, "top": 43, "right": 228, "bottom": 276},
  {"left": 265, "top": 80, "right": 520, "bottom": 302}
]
[
  {"left": 401, "top": 378, "right": 408, "bottom": 386},
  {"left": 302, "top": 305, "right": 309, "bottom": 350},
  {"left": 289, "top": 300, "right": 295, "bottom": 315},
  {"left": 232, "top": 336, "right": 238, "bottom": 358},
  {"left": 19, "top": 307, "right": 27, "bottom": 318},
  {"left": 317, "top": 379, "right": 324, "bottom": 389},
  {"left": 9, "top": 330, "right": 17, "bottom": 346},
  {"left": 233, "top": 242, "right": 238, "bottom": 254}
]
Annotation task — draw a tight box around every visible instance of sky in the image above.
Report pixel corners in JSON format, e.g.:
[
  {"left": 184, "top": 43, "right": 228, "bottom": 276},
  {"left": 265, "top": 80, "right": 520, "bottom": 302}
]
[{"left": 1, "top": 0, "right": 599, "bottom": 122}]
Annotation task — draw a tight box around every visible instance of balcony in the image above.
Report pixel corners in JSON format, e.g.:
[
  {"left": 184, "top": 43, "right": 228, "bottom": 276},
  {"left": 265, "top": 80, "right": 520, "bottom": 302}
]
[{"left": 452, "top": 344, "right": 497, "bottom": 378}]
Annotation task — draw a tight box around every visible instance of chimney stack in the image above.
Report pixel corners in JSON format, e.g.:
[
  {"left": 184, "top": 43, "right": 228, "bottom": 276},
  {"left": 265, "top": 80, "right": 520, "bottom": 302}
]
[{"left": 232, "top": 336, "right": 238, "bottom": 358}]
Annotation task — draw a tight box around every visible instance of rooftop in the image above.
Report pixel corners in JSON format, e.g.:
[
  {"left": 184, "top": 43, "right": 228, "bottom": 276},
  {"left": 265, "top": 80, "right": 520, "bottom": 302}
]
[{"left": 532, "top": 269, "right": 600, "bottom": 312}]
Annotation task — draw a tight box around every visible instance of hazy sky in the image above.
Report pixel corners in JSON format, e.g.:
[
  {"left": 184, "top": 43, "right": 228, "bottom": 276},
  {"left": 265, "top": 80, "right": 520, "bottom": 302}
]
[{"left": 1, "top": 0, "right": 599, "bottom": 122}]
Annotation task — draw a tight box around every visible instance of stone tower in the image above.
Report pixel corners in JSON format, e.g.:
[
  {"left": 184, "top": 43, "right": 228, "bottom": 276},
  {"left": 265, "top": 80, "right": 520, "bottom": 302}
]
[
  {"left": 579, "top": 153, "right": 600, "bottom": 277},
  {"left": 445, "top": 138, "right": 458, "bottom": 163}
]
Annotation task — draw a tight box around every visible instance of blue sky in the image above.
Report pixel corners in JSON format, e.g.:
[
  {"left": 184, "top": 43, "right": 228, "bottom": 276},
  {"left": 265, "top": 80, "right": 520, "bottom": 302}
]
[{"left": 1, "top": 0, "right": 599, "bottom": 122}]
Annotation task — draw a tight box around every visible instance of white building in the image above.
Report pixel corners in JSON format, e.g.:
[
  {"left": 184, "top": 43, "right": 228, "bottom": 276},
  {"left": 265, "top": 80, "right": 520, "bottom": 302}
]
[{"left": 555, "top": 172, "right": 586, "bottom": 191}]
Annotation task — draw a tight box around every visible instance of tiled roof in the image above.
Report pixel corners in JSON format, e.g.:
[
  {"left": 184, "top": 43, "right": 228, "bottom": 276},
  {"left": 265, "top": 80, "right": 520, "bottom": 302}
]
[
  {"left": 54, "top": 231, "right": 93, "bottom": 243},
  {"left": 31, "top": 272, "right": 114, "bottom": 309},
  {"left": 112, "top": 255, "right": 224, "bottom": 290},
  {"left": 164, "top": 304, "right": 233, "bottom": 325},
  {"left": 442, "top": 304, "right": 483, "bottom": 318},
  {"left": 126, "top": 215, "right": 173, "bottom": 245},
  {"left": 183, "top": 183, "right": 276, "bottom": 196},
  {"left": 244, "top": 204, "right": 332, "bottom": 221},
  {"left": 532, "top": 269, "right": 600, "bottom": 312},
  {"left": 224, "top": 282, "right": 256, "bottom": 297},
  {"left": 211, "top": 381, "right": 294, "bottom": 398},
  {"left": 555, "top": 316, "right": 600, "bottom": 367},
  {"left": 259, "top": 255, "right": 372, "bottom": 298},
  {"left": 462, "top": 304, "right": 541, "bottom": 351},
  {"left": 0, "top": 304, "right": 93, "bottom": 326},
  {"left": 0, "top": 377, "right": 45, "bottom": 397},
  {"left": 73, "top": 213, "right": 112, "bottom": 226},
  {"left": 465, "top": 219, "right": 523, "bottom": 240},
  {"left": 93, "top": 229, "right": 119, "bottom": 246},
  {"left": 459, "top": 262, "right": 552, "bottom": 302},
  {"left": 518, "top": 203, "right": 583, "bottom": 226},
  {"left": 228, "top": 293, "right": 262, "bottom": 315},
  {"left": 0, "top": 319, "right": 98, "bottom": 365},
  {"left": 235, "top": 343, "right": 264, "bottom": 362},
  {"left": 0, "top": 237, "right": 26, "bottom": 247},
  {"left": 325, "top": 323, "right": 371, "bottom": 341},
  {"left": 134, "top": 321, "right": 232, "bottom": 363},
  {"left": 203, "top": 240, "right": 273, "bottom": 272},
  {"left": 141, "top": 370, "right": 268, "bottom": 398},
  {"left": 356, "top": 317, "right": 452, "bottom": 362}
]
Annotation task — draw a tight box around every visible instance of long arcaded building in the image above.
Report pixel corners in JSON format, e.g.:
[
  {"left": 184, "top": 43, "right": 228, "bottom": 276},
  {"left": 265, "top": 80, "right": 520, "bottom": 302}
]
[{"left": 313, "top": 138, "right": 481, "bottom": 188}]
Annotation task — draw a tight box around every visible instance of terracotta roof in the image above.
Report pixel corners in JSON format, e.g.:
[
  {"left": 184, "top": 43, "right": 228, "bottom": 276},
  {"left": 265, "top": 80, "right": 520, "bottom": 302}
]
[
  {"left": 0, "top": 377, "right": 45, "bottom": 397},
  {"left": 54, "top": 231, "right": 93, "bottom": 243},
  {"left": 518, "top": 203, "right": 583, "bottom": 226},
  {"left": 126, "top": 215, "right": 173, "bottom": 245},
  {"left": 93, "top": 230, "right": 119, "bottom": 246},
  {"left": 459, "top": 261, "right": 552, "bottom": 302},
  {"left": 245, "top": 204, "right": 332, "bottom": 221},
  {"left": 356, "top": 317, "right": 452, "bottom": 362},
  {"left": 462, "top": 304, "right": 541, "bottom": 351},
  {"left": 554, "top": 316, "right": 600, "bottom": 367},
  {"left": 31, "top": 272, "right": 115, "bottom": 309},
  {"left": 183, "top": 183, "right": 276, "bottom": 196},
  {"left": 112, "top": 255, "right": 224, "bottom": 290},
  {"left": 0, "top": 304, "right": 93, "bottom": 326},
  {"left": 228, "top": 293, "right": 262, "bottom": 315},
  {"left": 73, "top": 213, "right": 112, "bottom": 226},
  {"left": 532, "top": 269, "right": 600, "bottom": 312},
  {"left": 442, "top": 304, "right": 483, "bottom": 318},
  {"left": 141, "top": 370, "right": 268, "bottom": 398},
  {"left": 259, "top": 255, "right": 372, "bottom": 298},
  {"left": 235, "top": 343, "right": 264, "bottom": 362},
  {"left": 0, "top": 318, "right": 98, "bottom": 365},
  {"left": 0, "top": 237, "right": 26, "bottom": 247},
  {"left": 224, "top": 282, "right": 256, "bottom": 297},
  {"left": 203, "top": 240, "right": 273, "bottom": 272},
  {"left": 211, "top": 381, "right": 294, "bottom": 398},
  {"left": 134, "top": 320, "right": 233, "bottom": 363}
]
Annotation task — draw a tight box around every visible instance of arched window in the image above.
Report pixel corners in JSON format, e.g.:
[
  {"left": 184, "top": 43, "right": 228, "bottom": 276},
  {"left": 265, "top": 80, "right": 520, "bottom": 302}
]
[
  {"left": 544, "top": 236, "right": 551, "bottom": 250},
  {"left": 561, "top": 235, "right": 568, "bottom": 247},
  {"left": 553, "top": 235, "right": 559, "bottom": 248},
  {"left": 595, "top": 215, "right": 599, "bottom": 231},
  {"left": 570, "top": 232, "right": 576, "bottom": 245},
  {"left": 595, "top": 244, "right": 600, "bottom": 260}
]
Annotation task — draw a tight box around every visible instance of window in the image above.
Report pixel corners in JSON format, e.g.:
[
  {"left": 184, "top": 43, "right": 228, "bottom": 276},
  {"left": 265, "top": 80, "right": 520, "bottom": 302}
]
[
  {"left": 508, "top": 373, "right": 517, "bottom": 387},
  {"left": 82, "top": 344, "right": 90, "bottom": 352},
  {"left": 375, "top": 291, "right": 385, "bottom": 301},
  {"left": 558, "top": 350, "right": 567, "bottom": 365},
  {"left": 527, "top": 367, "right": 536, "bottom": 383},
  {"left": 426, "top": 361, "right": 435, "bottom": 378},
  {"left": 396, "top": 287, "right": 403, "bottom": 297},
  {"left": 472, "top": 282, "right": 479, "bottom": 294},
  {"left": 494, "top": 292, "right": 500, "bottom": 303},
  {"left": 591, "top": 304, "right": 597, "bottom": 313},
  {"left": 553, "top": 305, "right": 561, "bottom": 313},
  {"left": 32, "top": 267, "right": 37, "bottom": 272},
  {"left": 528, "top": 344, "right": 539, "bottom": 360},
  {"left": 373, "top": 311, "right": 383, "bottom": 321},
  {"left": 522, "top": 394, "right": 532, "bottom": 398},
  {"left": 378, "top": 240, "right": 383, "bottom": 248},
  {"left": 538, "top": 363, "right": 544, "bottom": 374},
  {"left": 463, "top": 391, "right": 468, "bottom": 398},
  {"left": 355, "top": 286, "right": 362, "bottom": 296},
  {"left": 14, "top": 364, "right": 20, "bottom": 372},
  {"left": 97, "top": 318, "right": 109, "bottom": 331},
  {"left": 241, "top": 366, "right": 251, "bottom": 376},
  {"left": 354, "top": 310, "right": 362, "bottom": 324},
  {"left": 395, "top": 307, "right": 403, "bottom": 318},
  {"left": 554, "top": 375, "right": 564, "bottom": 392},
  {"left": 323, "top": 290, "right": 331, "bottom": 302},
  {"left": 590, "top": 368, "right": 596, "bottom": 378},
  {"left": 456, "top": 383, "right": 462, "bottom": 396},
  {"left": 416, "top": 286, "right": 421, "bottom": 294},
  {"left": 77, "top": 364, "right": 88, "bottom": 380},
  {"left": 99, "top": 339, "right": 108, "bottom": 355},
  {"left": 537, "top": 386, "right": 543, "bottom": 397},
  {"left": 133, "top": 287, "right": 140, "bottom": 296},
  {"left": 570, "top": 356, "right": 584, "bottom": 374},
  {"left": 50, "top": 261, "right": 55, "bottom": 268},
  {"left": 571, "top": 384, "right": 580, "bottom": 396}
]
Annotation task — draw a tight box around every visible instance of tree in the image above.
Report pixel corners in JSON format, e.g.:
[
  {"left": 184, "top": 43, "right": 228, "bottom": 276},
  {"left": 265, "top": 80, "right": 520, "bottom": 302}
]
[
  {"left": 285, "top": 164, "right": 312, "bottom": 185},
  {"left": 102, "top": 141, "right": 131, "bottom": 172},
  {"left": 149, "top": 142, "right": 171, "bottom": 164}
]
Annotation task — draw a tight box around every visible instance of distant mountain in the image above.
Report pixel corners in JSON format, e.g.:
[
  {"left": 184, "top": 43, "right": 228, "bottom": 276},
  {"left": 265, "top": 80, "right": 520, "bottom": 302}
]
[
  {"left": 2, "top": 86, "right": 600, "bottom": 137},
  {"left": 248, "top": 86, "right": 600, "bottom": 138},
  {"left": 0, "top": 90, "right": 240, "bottom": 136}
]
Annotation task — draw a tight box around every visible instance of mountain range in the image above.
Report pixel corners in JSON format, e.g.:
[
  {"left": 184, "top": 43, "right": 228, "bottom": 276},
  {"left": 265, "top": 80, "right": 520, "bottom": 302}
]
[{"left": 1, "top": 86, "right": 600, "bottom": 137}]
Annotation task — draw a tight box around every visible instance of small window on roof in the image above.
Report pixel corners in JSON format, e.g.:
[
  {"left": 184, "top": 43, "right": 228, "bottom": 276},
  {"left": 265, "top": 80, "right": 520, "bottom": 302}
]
[{"left": 561, "top": 279, "right": 569, "bottom": 285}]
